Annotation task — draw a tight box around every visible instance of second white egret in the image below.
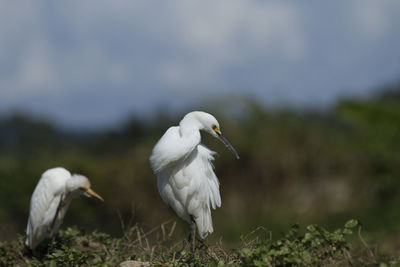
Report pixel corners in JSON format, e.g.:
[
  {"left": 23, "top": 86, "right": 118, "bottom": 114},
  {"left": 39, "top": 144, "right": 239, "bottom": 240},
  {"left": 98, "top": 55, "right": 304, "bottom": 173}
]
[
  {"left": 25, "top": 167, "right": 104, "bottom": 250},
  {"left": 150, "top": 111, "right": 239, "bottom": 252}
]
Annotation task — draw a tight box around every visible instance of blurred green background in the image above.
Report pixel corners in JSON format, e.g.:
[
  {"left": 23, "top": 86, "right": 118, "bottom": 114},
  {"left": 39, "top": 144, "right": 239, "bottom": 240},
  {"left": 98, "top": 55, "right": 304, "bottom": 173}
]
[{"left": 1, "top": 82, "right": 400, "bottom": 253}]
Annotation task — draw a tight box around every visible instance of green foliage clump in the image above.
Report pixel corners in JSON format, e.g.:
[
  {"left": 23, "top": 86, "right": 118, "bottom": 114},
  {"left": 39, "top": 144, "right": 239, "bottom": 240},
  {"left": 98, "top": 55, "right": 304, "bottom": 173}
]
[
  {"left": 238, "top": 220, "right": 372, "bottom": 266},
  {"left": 0, "top": 226, "right": 148, "bottom": 266},
  {"left": 0, "top": 221, "right": 398, "bottom": 266}
]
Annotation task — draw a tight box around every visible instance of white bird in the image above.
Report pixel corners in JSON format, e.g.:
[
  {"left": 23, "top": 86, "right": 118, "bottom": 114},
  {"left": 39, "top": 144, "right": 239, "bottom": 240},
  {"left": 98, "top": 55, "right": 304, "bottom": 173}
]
[
  {"left": 25, "top": 167, "right": 103, "bottom": 250},
  {"left": 150, "top": 111, "right": 239, "bottom": 252}
]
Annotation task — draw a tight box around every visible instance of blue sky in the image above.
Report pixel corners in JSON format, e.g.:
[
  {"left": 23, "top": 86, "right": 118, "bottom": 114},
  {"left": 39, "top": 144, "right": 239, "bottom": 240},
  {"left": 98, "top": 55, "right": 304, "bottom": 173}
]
[{"left": 1, "top": 1, "right": 399, "bottom": 129}]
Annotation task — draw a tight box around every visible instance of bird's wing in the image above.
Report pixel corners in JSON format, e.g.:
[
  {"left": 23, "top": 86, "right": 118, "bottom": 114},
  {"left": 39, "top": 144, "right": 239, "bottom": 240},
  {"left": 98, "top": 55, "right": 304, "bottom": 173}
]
[
  {"left": 150, "top": 126, "right": 197, "bottom": 172},
  {"left": 187, "top": 144, "right": 221, "bottom": 210},
  {"left": 168, "top": 144, "right": 221, "bottom": 238},
  {"left": 26, "top": 172, "right": 67, "bottom": 249}
]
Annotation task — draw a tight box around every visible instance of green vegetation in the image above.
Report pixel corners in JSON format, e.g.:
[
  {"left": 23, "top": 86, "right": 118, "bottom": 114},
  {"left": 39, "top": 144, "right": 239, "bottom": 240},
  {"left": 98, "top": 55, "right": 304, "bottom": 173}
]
[{"left": 1, "top": 220, "right": 397, "bottom": 266}]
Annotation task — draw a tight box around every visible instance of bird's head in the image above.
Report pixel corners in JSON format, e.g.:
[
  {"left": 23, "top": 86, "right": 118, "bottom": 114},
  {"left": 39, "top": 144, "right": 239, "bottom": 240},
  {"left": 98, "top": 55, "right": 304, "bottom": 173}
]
[
  {"left": 195, "top": 111, "right": 240, "bottom": 159},
  {"left": 67, "top": 175, "right": 104, "bottom": 201}
]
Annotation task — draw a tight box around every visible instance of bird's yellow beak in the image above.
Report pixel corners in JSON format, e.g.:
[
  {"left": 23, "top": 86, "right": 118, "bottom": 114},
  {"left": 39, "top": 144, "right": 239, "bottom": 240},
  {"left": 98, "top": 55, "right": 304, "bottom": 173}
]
[{"left": 86, "top": 188, "right": 104, "bottom": 201}]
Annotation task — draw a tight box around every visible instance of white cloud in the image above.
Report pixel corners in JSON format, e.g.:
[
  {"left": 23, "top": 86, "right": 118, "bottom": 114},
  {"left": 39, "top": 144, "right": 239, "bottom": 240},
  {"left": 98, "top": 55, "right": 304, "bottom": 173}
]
[
  {"left": 19, "top": 37, "right": 55, "bottom": 91},
  {"left": 0, "top": 2, "right": 55, "bottom": 100},
  {"left": 351, "top": 0, "right": 399, "bottom": 39},
  {"left": 158, "top": 1, "right": 305, "bottom": 89},
  {"left": 1, "top": 1, "right": 305, "bottom": 95}
]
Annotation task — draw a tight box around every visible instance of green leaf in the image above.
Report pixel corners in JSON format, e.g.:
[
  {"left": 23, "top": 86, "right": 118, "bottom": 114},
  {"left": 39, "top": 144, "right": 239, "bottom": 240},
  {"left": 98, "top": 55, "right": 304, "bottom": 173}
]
[
  {"left": 345, "top": 219, "right": 359, "bottom": 228},
  {"left": 343, "top": 228, "right": 353, "bottom": 235},
  {"left": 307, "top": 225, "right": 316, "bottom": 232}
]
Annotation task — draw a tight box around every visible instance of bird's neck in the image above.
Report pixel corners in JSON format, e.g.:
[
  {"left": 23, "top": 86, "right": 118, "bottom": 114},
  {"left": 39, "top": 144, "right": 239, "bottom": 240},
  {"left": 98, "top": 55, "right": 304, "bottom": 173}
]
[
  {"left": 65, "top": 178, "right": 84, "bottom": 199},
  {"left": 179, "top": 116, "right": 202, "bottom": 150},
  {"left": 66, "top": 178, "right": 79, "bottom": 192},
  {"left": 179, "top": 116, "right": 203, "bottom": 136}
]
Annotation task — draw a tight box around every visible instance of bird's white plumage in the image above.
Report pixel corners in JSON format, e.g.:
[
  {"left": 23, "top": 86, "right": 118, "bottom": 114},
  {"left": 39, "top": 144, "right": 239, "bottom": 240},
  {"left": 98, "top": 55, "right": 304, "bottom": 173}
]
[
  {"left": 150, "top": 111, "right": 235, "bottom": 239},
  {"left": 26, "top": 168, "right": 71, "bottom": 249},
  {"left": 25, "top": 167, "right": 103, "bottom": 249}
]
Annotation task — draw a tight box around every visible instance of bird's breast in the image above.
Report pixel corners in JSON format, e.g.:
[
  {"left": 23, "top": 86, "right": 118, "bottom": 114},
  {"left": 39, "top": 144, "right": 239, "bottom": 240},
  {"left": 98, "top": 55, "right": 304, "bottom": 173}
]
[{"left": 171, "top": 168, "right": 191, "bottom": 190}]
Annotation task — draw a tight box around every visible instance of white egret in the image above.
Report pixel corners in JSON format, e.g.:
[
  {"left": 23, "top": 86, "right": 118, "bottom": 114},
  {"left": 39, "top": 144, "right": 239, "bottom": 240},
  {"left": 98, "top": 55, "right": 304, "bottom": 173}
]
[
  {"left": 150, "top": 111, "right": 239, "bottom": 252},
  {"left": 25, "top": 167, "right": 103, "bottom": 250}
]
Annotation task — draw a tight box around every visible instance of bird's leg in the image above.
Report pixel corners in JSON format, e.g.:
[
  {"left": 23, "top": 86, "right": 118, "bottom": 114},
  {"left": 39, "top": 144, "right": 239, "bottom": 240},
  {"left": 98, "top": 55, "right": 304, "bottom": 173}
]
[
  {"left": 195, "top": 236, "right": 208, "bottom": 250},
  {"left": 189, "top": 215, "right": 196, "bottom": 253},
  {"left": 176, "top": 216, "right": 196, "bottom": 257}
]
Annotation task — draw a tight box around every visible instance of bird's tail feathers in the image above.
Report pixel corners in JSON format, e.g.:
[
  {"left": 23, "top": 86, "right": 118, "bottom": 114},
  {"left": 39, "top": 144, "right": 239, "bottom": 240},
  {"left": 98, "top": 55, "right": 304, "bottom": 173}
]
[{"left": 195, "top": 207, "right": 214, "bottom": 239}]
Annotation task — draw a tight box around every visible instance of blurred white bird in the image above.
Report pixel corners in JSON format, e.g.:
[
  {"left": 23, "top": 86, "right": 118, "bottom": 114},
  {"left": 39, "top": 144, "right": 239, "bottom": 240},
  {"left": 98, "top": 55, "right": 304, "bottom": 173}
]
[
  {"left": 25, "top": 167, "right": 103, "bottom": 250},
  {"left": 150, "top": 111, "right": 239, "bottom": 252}
]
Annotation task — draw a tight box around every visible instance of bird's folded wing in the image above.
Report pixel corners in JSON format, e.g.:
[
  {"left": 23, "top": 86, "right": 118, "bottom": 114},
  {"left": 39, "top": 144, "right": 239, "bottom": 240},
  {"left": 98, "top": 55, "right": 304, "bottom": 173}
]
[
  {"left": 27, "top": 176, "right": 64, "bottom": 247},
  {"left": 195, "top": 144, "right": 221, "bottom": 210},
  {"left": 150, "top": 126, "right": 197, "bottom": 172}
]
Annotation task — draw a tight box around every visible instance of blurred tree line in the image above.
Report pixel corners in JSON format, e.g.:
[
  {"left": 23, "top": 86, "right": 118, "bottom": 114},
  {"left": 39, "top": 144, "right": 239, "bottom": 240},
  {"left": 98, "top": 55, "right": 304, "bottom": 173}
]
[{"left": 0, "top": 82, "right": 400, "bottom": 252}]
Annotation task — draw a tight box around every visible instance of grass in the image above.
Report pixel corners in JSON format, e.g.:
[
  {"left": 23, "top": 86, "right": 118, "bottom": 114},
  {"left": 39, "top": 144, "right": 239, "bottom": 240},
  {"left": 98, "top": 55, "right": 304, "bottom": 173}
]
[{"left": 0, "top": 220, "right": 398, "bottom": 266}]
